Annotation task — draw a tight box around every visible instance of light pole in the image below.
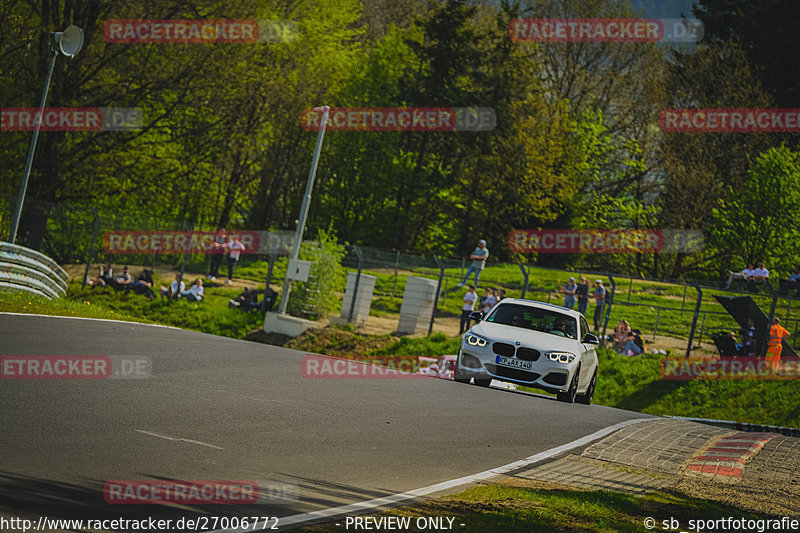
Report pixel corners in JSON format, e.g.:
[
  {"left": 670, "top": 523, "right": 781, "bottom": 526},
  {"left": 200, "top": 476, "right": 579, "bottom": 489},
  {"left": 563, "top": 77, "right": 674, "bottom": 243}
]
[
  {"left": 277, "top": 105, "right": 330, "bottom": 314},
  {"left": 9, "top": 25, "right": 84, "bottom": 244}
]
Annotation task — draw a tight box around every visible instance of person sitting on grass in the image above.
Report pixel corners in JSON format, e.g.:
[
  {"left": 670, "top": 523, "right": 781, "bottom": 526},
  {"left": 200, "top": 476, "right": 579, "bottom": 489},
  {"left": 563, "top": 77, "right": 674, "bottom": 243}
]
[
  {"left": 127, "top": 269, "right": 157, "bottom": 300},
  {"left": 160, "top": 273, "right": 185, "bottom": 299},
  {"left": 229, "top": 287, "right": 259, "bottom": 311},
  {"left": 181, "top": 279, "right": 205, "bottom": 302},
  {"left": 89, "top": 264, "right": 113, "bottom": 287},
  {"left": 622, "top": 331, "right": 642, "bottom": 356},
  {"left": 111, "top": 265, "right": 132, "bottom": 291}
]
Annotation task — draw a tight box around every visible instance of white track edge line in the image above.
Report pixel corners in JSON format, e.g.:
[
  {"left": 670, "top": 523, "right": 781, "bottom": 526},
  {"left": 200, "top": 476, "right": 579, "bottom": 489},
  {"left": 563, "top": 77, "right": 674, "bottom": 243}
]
[
  {"left": 0, "top": 311, "right": 182, "bottom": 329},
  {"left": 210, "top": 416, "right": 656, "bottom": 532}
]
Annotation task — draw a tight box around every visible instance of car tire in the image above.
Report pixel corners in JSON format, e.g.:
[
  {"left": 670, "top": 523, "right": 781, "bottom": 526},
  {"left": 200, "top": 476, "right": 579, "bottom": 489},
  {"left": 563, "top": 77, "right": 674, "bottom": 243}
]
[
  {"left": 473, "top": 378, "right": 491, "bottom": 387},
  {"left": 454, "top": 351, "right": 470, "bottom": 384},
  {"left": 576, "top": 369, "right": 597, "bottom": 405},
  {"left": 556, "top": 368, "right": 579, "bottom": 403}
]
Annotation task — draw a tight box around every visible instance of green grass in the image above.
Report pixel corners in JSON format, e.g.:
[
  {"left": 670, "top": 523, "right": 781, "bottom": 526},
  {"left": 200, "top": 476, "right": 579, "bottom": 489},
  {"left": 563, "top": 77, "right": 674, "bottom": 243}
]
[
  {"left": 298, "top": 483, "right": 772, "bottom": 533},
  {"left": 1, "top": 277, "right": 264, "bottom": 340}
]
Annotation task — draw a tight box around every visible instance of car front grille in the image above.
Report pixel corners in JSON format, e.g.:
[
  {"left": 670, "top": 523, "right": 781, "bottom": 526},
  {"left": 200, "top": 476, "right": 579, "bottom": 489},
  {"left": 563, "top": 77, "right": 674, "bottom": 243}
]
[
  {"left": 492, "top": 342, "right": 515, "bottom": 357},
  {"left": 491, "top": 343, "right": 540, "bottom": 361},
  {"left": 485, "top": 364, "right": 540, "bottom": 383},
  {"left": 516, "top": 347, "right": 540, "bottom": 361}
]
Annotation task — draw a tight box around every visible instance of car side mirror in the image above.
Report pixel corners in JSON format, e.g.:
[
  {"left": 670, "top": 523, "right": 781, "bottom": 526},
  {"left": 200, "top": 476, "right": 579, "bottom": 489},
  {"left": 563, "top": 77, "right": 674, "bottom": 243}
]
[
  {"left": 469, "top": 311, "right": 484, "bottom": 322},
  {"left": 582, "top": 333, "right": 600, "bottom": 345}
]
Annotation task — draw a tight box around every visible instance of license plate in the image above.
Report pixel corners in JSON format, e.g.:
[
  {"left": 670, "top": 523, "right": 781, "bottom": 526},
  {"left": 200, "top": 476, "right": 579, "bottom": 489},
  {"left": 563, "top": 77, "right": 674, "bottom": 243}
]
[{"left": 495, "top": 355, "right": 533, "bottom": 371}]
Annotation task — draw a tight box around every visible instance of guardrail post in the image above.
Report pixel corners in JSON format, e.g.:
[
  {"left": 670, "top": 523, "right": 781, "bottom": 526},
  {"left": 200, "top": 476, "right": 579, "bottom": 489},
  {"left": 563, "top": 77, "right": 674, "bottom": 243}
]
[
  {"left": 686, "top": 279, "right": 703, "bottom": 358},
  {"left": 428, "top": 255, "right": 444, "bottom": 336},
  {"left": 82, "top": 207, "right": 99, "bottom": 287},
  {"left": 518, "top": 263, "right": 529, "bottom": 299},
  {"left": 347, "top": 245, "right": 364, "bottom": 324}
]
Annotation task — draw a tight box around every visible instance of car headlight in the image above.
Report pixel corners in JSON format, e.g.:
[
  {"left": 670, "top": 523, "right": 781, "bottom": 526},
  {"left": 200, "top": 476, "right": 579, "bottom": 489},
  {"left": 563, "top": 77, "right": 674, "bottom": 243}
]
[
  {"left": 546, "top": 352, "right": 576, "bottom": 364},
  {"left": 465, "top": 334, "right": 488, "bottom": 347}
]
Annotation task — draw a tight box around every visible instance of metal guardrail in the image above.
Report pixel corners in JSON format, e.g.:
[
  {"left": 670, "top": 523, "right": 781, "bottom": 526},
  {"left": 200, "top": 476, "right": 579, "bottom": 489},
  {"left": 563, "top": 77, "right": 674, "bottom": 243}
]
[{"left": 0, "top": 241, "right": 68, "bottom": 299}]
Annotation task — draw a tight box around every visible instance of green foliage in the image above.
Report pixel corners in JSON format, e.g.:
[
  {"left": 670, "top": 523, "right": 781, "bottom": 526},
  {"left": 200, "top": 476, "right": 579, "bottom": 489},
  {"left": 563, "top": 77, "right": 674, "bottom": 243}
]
[
  {"left": 711, "top": 145, "right": 800, "bottom": 269},
  {"left": 287, "top": 228, "right": 347, "bottom": 319}
]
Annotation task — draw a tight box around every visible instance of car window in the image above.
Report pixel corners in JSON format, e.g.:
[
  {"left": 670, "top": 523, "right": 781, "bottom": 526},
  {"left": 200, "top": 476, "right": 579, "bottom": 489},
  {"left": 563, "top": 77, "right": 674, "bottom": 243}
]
[
  {"left": 486, "top": 303, "right": 577, "bottom": 339},
  {"left": 580, "top": 317, "right": 589, "bottom": 340}
]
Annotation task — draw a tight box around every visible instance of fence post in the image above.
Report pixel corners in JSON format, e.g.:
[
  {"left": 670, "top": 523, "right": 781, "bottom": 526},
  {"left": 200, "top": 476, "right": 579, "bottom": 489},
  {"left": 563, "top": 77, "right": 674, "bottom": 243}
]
[
  {"left": 428, "top": 255, "right": 444, "bottom": 336},
  {"left": 518, "top": 263, "right": 529, "bottom": 299},
  {"left": 600, "top": 274, "right": 615, "bottom": 346},
  {"left": 174, "top": 221, "right": 190, "bottom": 301},
  {"left": 653, "top": 308, "right": 661, "bottom": 340},
  {"left": 680, "top": 285, "right": 688, "bottom": 315},
  {"left": 347, "top": 245, "right": 364, "bottom": 324},
  {"left": 686, "top": 279, "right": 703, "bottom": 358},
  {"left": 627, "top": 277, "right": 633, "bottom": 304},
  {"left": 261, "top": 233, "right": 279, "bottom": 311},
  {"left": 82, "top": 207, "right": 99, "bottom": 287},
  {"left": 393, "top": 249, "right": 399, "bottom": 297}
]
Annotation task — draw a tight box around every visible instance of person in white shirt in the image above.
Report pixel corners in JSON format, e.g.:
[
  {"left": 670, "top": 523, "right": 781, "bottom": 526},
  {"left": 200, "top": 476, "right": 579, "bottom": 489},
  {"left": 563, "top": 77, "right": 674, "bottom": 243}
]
[
  {"left": 182, "top": 279, "right": 205, "bottom": 302},
  {"left": 160, "top": 273, "right": 186, "bottom": 299},
  {"left": 725, "top": 263, "right": 756, "bottom": 289},
  {"left": 751, "top": 261, "right": 769, "bottom": 282},
  {"left": 217, "top": 236, "right": 246, "bottom": 285},
  {"left": 459, "top": 285, "right": 478, "bottom": 334},
  {"left": 481, "top": 288, "right": 498, "bottom": 314}
]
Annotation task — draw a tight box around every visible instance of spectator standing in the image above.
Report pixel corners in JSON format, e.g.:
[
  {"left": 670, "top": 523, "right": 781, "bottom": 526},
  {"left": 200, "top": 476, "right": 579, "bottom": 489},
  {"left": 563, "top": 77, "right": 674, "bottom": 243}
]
[
  {"left": 218, "top": 235, "right": 246, "bottom": 285},
  {"left": 481, "top": 288, "right": 497, "bottom": 314},
  {"left": 208, "top": 230, "right": 227, "bottom": 280},
  {"left": 459, "top": 285, "right": 478, "bottom": 334},
  {"left": 182, "top": 279, "right": 205, "bottom": 302},
  {"left": 457, "top": 239, "right": 489, "bottom": 287},
  {"left": 592, "top": 280, "right": 606, "bottom": 331},
  {"left": 766, "top": 317, "right": 790, "bottom": 373},
  {"left": 576, "top": 277, "right": 589, "bottom": 316},
  {"left": 743, "top": 318, "right": 757, "bottom": 356},
  {"left": 562, "top": 277, "right": 577, "bottom": 309}
]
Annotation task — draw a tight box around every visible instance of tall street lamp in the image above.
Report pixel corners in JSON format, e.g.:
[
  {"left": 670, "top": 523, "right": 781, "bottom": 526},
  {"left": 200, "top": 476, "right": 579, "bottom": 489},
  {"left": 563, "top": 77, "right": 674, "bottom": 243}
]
[{"left": 9, "top": 25, "right": 84, "bottom": 244}]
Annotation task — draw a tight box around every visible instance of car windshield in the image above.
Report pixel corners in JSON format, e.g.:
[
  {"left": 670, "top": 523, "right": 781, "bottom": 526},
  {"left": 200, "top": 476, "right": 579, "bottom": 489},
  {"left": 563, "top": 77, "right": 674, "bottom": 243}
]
[{"left": 485, "top": 303, "right": 578, "bottom": 339}]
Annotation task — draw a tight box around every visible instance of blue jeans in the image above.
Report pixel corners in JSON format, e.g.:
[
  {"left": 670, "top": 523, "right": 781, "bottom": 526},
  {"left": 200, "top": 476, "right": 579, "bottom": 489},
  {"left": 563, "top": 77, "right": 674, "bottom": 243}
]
[
  {"left": 563, "top": 295, "right": 576, "bottom": 309},
  {"left": 461, "top": 265, "right": 482, "bottom": 286},
  {"left": 623, "top": 340, "right": 641, "bottom": 356},
  {"left": 577, "top": 299, "right": 588, "bottom": 316},
  {"left": 593, "top": 303, "right": 605, "bottom": 330}
]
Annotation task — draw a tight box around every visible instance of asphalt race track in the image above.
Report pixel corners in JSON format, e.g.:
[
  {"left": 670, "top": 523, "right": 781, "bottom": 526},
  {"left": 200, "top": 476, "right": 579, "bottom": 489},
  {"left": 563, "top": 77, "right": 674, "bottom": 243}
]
[{"left": 0, "top": 314, "right": 652, "bottom": 529}]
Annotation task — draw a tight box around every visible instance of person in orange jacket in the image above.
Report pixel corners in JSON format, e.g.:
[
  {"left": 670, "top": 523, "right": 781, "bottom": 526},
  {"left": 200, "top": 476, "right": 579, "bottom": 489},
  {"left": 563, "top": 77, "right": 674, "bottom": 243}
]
[{"left": 765, "top": 317, "right": 790, "bottom": 373}]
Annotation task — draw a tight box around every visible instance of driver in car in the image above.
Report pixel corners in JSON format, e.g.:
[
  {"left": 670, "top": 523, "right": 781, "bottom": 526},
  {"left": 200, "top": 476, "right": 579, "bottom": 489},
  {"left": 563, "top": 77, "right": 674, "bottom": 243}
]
[{"left": 550, "top": 317, "right": 568, "bottom": 337}]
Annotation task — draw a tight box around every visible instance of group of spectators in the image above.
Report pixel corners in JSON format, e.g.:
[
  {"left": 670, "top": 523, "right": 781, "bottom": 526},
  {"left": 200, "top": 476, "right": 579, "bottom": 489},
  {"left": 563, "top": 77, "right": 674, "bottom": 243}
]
[
  {"left": 89, "top": 264, "right": 158, "bottom": 300},
  {"left": 459, "top": 285, "right": 507, "bottom": 334},
  {"left": 606, "top": 320, "right": 647, "bottom": 356},
  {"left": 88, "top": 265, "right": 205, "bottom": 302},
  {"left": 724, "top": 262, "right": 800, "bottom": 296},
  {"left": 719, "top": 316, "right": 790, "bottom": 372},
  {"left": 561, "top": 277, "right": 607, "bottom": 331}
]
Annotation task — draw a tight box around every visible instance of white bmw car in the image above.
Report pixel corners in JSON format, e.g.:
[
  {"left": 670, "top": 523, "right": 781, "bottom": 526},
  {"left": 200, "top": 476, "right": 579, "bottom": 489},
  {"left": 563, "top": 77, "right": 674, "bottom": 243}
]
[{"left": 455, "top": 298, "right": 599, "bottom": 404}]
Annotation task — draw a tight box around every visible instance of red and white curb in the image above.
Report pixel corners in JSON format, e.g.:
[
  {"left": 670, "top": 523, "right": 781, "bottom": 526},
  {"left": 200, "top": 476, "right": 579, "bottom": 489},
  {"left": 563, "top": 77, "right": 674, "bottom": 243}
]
[{"left": 685, "top": 432, "right": 778, "bottom": 482}]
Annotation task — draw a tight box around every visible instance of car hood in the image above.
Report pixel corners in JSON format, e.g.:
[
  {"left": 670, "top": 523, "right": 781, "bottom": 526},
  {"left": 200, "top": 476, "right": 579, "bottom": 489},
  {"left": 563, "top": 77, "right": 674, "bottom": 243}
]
[{"left": 470, "top": 321, "right": 581, "bottom": 353}]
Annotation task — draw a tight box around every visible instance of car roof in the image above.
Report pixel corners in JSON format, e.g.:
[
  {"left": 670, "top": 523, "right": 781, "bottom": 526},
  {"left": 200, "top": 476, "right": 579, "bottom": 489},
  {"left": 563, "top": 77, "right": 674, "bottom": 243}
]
[{"left": 493, "top": 298, "right": 583, "bottom": 319}]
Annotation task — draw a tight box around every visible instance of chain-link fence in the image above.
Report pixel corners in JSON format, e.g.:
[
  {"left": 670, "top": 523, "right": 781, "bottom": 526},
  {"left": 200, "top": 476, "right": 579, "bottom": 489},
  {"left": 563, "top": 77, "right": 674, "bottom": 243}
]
[{"left": 4, "top": 198, "right": 800, "bottom": 355}]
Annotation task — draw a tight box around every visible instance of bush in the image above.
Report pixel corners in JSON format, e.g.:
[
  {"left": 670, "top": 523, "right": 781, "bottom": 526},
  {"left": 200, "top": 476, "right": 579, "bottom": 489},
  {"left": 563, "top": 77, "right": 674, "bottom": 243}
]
[{"left": 287, "top": 228, "right": 346, "bottom": 319}]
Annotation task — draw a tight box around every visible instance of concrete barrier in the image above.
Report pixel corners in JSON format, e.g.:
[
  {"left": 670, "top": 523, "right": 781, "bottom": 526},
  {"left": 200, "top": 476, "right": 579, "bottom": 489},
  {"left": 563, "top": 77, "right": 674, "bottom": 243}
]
[
  {"left": 0, "top": 242, "right": 68, "bottom": 299},
  {"left": 332, "top": 272, "right": 377, "bottom": 327},
  {"left": 397, "top": 276, "right": 438, "bottom": 335}
]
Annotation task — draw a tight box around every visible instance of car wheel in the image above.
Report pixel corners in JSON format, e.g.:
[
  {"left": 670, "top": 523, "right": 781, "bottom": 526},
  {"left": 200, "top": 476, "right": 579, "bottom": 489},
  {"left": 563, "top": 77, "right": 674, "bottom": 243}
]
[
  {"left": 454, "top": 351, "right": 470, "bottom": 384},
  {"left": 473, "top": 378, "right": 491, "bottom": 387},
  {"left": 576, "top": 369, "right": 597, "bottom": 405},
  {"left": 556, "top": 368, "right": 579, "bottom": 403}
]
